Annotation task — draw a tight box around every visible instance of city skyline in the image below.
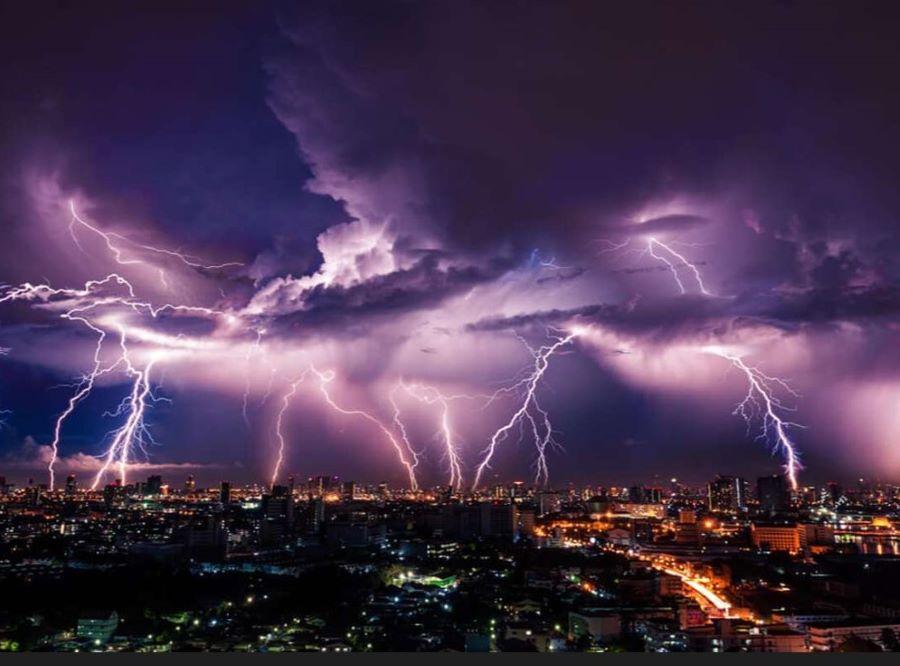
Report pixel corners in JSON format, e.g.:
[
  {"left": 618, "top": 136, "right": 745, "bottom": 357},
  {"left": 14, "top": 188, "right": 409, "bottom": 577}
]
[
  {"left": 1, "top": 467, "right": 893, "bottom": 499},
  {"left": 0, "top": 462, "right": 897, "bottom": 652},
  {"left": 1, "top": 1, "right": 899, "bottom": 493},
  {"left": 1, "top": 1, "right": 898, "bottom": 653}
]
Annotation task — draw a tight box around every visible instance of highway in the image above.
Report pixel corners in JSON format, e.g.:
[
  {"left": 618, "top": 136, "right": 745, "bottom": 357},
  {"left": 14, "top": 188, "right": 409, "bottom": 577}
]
[{"left": 659, "top": 566, "right": 733, "bottom": 615}]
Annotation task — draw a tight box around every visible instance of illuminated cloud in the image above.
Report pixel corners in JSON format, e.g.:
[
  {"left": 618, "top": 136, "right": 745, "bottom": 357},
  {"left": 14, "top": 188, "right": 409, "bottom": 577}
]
[{"left": 1, "top": 1, "right": 898, "bottom": 488}]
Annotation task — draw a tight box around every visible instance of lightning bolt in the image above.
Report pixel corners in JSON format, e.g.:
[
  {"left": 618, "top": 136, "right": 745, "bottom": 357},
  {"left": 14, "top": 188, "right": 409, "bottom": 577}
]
[
  {"left": 0, "top": 267, "right": 233, "bottom": 489},
  {"left": 522, "top": 390, "right": 557, "bottom": 488},
  {"left": 529, "top": 249, "right": 572, "bottom": 271},
  {"left": 2, "top": 190, "right": 252, "bottom": 491},
  {"left": 0, "top": 347, "right": 9, "bottom": 427},
  {"left": 5, "top": 199, "right": 445, "bottom": 492},
  {"left": 392, "top": 381, "right": 464, "bottom": 490},
  {"left": 704, "top": 347, "right": 804, "bottom": 490},
  {"left": 1, "top": 276, "right": 131, "bottom": 487},
  {"left": 646, "top": 237, "right": 712, "bottom": 296},
  {"left": 310, "top": 366, "right": 420, "bottom": 491},
  {"left": 388, "top": 331, "right": 585, "bottom": 492},
  {"left": 91, "top": 353, "right": 161, "bottom": 490},
  {"left": 260, "top": 366, "right": 278, "bottom": 405},
  {"left": 270, "top": 373, "right": 305, "bottom": 488},
  {"left": 472, "top": 329, "right": 578, "bottom": 490},
  {"left": 242, "top": 328, "right": 266, "bottom": 428},
  {"left": 596, "top": 236, "right": 712, "bottom": 295},
  {"left": 45, "top": 314, "right": 116, "bottom": 491},
  {"left": 68, "top": 201, "right": 242, "bottom": 281}
]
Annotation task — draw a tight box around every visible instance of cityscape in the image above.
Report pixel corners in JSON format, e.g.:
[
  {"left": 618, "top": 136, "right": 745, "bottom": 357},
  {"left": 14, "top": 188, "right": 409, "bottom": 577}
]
[
  {"left": 1, "top": 0, "right": 899, "bottom": 655},
  {"left": 0, "top": 472, "right": 898, "bottom": 651}
]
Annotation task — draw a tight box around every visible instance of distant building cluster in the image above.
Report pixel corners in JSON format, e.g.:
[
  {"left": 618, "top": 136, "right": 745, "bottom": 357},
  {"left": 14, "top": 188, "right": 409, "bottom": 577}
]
[{"left": 0, "top": 471, "right": 898, "bottom": 652}]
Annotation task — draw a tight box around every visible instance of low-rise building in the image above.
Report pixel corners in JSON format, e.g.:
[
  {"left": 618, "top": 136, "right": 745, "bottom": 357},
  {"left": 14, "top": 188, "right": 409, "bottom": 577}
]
[
  {"left": 568, "top": 610, "right": 622, "bottom": 642},
  {"left": 751, "top": 523, "right": 805, "bottom": 554},
  {"left": 807, "top": 619, "right": 900, "bottom": 651},
  {"left": 76, "top": 611, "right": 119, "bottom": 646}
]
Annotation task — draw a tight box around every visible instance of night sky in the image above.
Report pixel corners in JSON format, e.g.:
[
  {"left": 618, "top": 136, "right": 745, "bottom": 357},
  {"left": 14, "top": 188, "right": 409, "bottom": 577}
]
[{"left": 0, "top": 0, "right": 897, "bottom": 489}]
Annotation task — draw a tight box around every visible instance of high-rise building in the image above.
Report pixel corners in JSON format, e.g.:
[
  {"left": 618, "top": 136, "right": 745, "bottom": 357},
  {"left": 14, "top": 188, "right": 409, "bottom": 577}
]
[
  {"left": 177, "top": 515, "right": 226, "bottom": 560},
  {"left": 184, "top": 475, "right": 196, "bottom": 493},
  {"left": 220, "top": 481, "right": 231, "bottom": 506},
  {"left": 260, "top": 484, "right": 294, "bottom": 544},
  {"left": 757, "top": 475, "right": 789, "bottom": 515},
  {"left": 517, "top": 507, "right": 536, "bottom": 535},
  {"left": 586, "top": 495, "right": 610, "bottom": 514},
  {"left": 263, "top": 485, "right": 294, "bottom": 522},
  {"left": 479, "top": 502, "right": 518, "bottom": 540},
  {"left": 102, "top": 483, "right": 120, "bottom": 508},
  {"left": 308, "top": 475, "right": 338, "bottom": 498},
  {"left": 629, "top": 486, "right": 663, "bottom": 504},
  {"left": 145, "top": 475, "right": 163, "bottom": 496},
  {"left": 708, "top": 476, "right": 748, "bottom": 513},
  {"left": 341, "top": 481, "right": 356, "bottom": 501},
  {"left": 309, "top": 498, "right": 326, "bottom": 533},
  {"left": 824, "top": 481, "right": 843, "bottom": 506},
  {"left": 65, "top": 474, "right": 77, "bottom": 496},
  {"left": 537, "top": 492, "right": 561, "bottom": 516}
]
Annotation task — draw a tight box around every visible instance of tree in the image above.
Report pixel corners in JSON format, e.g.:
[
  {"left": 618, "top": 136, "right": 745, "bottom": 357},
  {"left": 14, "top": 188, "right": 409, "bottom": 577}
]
[
  {"left": 575, "top": 633, "right": 593, "bottom": 651},
  {"left": 836, "top": 633, "right": 882, "bottom": 652}
]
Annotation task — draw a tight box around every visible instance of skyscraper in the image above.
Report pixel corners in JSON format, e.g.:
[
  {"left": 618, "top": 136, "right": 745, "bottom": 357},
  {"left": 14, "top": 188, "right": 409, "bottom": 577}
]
[
  {"left": 757, "top": 475, "right": 789, "bottom": 515},
  {"left": 308, "top": 475, "right": 338, "bottom": 498},
  {"left": 310, "top": 497, "right": 326, "bottom": 533},
  {"left": 537, "top": 491, "right": 561, "bottom": 516},
  {"left": 65, "top": 474, "right": 77, "bottom": 496},
  {"left": 629, "top": 486, "right": 663, "bottom": 504},
  {"left": 825, "top": 481, "right": 843, "bottom": 506},
  {"left": 708, "top": 476, "right": 748, "bottom": 513},
  {"left": 479, "top": 502, "right": 518, "bottom": 540},
  {"left": 145, "top": 475, "right": 163, "bottom": 496},
  {"left": 177, "top": 515, "right": 226, "bottom": 560},
  {"left": 220, "top": 481, "right": 231, "bottom": 506},
  {"left": 260, "top": 484, "right": 294, "bottom": 544}
]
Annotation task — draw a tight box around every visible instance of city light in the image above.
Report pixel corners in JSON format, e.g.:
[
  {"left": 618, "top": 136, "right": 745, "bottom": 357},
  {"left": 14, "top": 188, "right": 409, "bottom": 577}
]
[{"left": 1, "top": 0, "right": 897, "bottom": 655}]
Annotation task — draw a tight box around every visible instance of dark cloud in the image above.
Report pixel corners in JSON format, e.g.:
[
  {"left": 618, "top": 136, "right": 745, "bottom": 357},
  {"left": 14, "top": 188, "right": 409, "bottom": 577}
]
[
  {"left": 535, "top": 267, "right": 586, "bottom": 285},
  {"left": 467, "top": 304, "right": 620, "bottom": 334},
  {"left": 264, "top": 252, "right": 516, "bottom": 334},
  {"left": 768, "top": 285, "right": 900, "bottom": 325},
  {"left": 1, "top": 1, "right": 899, "bottom": 485},
  {"left": 629, "top": 215, "right": 712, "bottom": 237},
  {"left": 468, "top": 279, "right": 900, "bottom": 341},
  {"left": 269, "top": 0, "right": 900, "bottom": 259}
]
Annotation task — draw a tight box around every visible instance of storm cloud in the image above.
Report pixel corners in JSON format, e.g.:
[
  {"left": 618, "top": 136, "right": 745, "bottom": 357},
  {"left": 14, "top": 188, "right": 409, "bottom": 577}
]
[{"left": 0, "top": 1, "right": 898, "bottom": 487}]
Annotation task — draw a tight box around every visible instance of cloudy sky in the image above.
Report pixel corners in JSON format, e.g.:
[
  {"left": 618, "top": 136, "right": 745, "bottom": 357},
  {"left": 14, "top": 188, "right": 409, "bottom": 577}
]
[{"left": 0, "top": 0, "right": 897, "bottom": 489}]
